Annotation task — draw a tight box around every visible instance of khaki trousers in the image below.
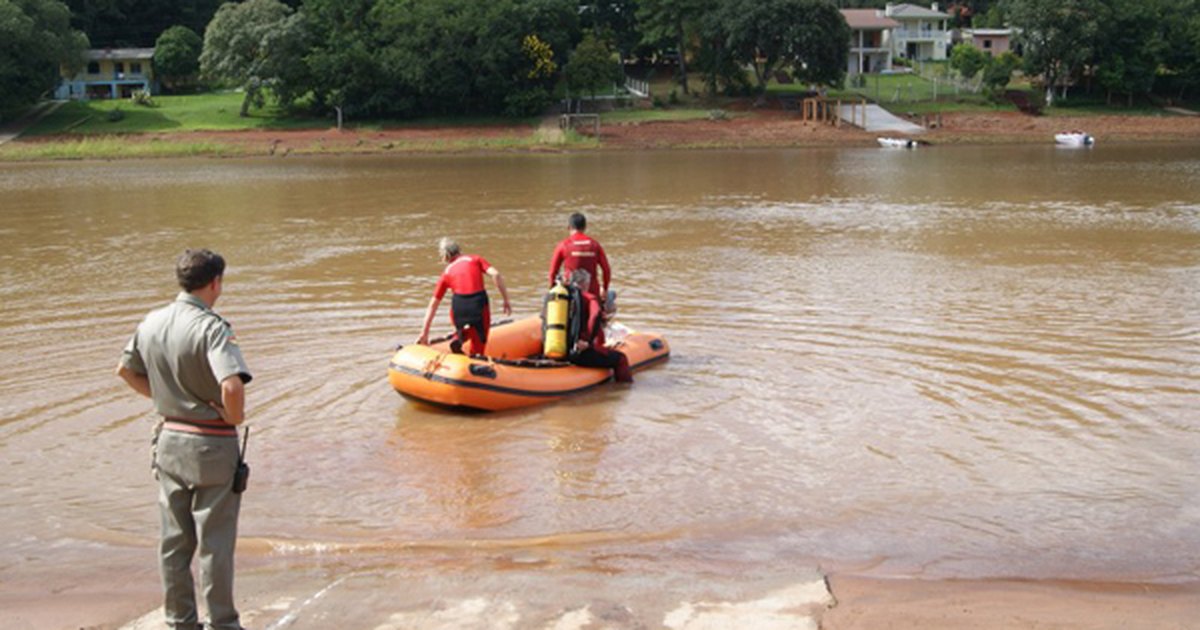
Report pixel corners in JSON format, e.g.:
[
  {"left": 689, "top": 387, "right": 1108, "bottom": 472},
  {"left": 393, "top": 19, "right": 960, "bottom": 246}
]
[{"left": 155, "top": 430, "right": 242, "bottom": 630}]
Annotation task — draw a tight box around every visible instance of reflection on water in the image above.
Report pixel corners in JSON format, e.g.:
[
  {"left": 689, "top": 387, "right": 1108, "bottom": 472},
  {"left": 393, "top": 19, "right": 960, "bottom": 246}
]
[{"left": 0, "top": 145, "right": 1198, "bottom": 589}]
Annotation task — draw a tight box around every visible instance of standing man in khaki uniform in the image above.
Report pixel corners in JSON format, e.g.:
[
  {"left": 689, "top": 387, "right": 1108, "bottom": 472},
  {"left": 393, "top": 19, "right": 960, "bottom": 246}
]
[{"left": 117, "top": 249, "right": 252, "bottom": 630}]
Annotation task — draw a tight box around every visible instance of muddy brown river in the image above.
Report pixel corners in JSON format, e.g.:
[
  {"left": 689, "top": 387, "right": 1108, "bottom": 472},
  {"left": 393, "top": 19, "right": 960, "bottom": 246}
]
[{"left": 1, "top": 145, "right": 1198, "bottom": 621}]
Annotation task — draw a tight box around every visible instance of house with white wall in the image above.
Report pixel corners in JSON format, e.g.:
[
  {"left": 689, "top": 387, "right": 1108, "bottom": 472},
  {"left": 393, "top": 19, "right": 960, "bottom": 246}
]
[
  {"left": 841, "top": 9, "right": 900, "bottom": 76},
  {"left": 885, "top": 3, "right": 952, "bottom": 61}
]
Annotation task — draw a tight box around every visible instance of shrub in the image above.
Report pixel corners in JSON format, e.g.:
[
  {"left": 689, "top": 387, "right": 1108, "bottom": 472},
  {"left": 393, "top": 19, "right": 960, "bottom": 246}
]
[
  {"left": 503, "top": 87, "right": 553, "bottom": 117},
  {"left": 106, "top": 108, "right": 125, "bottom": 122},
  {"left": 130, "top": 89, "right": 155, "bottom": 106},
  {"left": 950, "top": 44, "right": 989, "bottom": 80},
  {"left": 982, "top": 52, "right": 1020, "bottom": 98}
]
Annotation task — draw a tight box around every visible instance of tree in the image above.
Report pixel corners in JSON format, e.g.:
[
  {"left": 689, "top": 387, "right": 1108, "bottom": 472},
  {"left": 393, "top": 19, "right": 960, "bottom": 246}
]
[
  {"left": 507, "top": 34, "right": 559, "bottom": 116},
  {"left": 565, "top": 32, "right": 620, "bottom": 102},
  {"left": 1093, "top": 0, "right": 1166, "bottom": 106},
  {"left": 788, "top": 0, "right": 850, "bottom": 86},
  {"left": 580, "top": 0, "right": 641, "bottom": 63},
  {"left": 199, "top": 0, "right": 309, "bottom": 116},
  {"left": 636, "top": 0, "right": 712, "bottom": 95},
  {"left": 365, "top": 0, "right": 577, "bottom": 118},
  {"left": 1007, "top": 0, "right": 1102, "bottom": 106},
  {"left": 65, "top": 0, "right": 223, "bottom": 48},
  {"left": 153, "top": 25, "right": 202, "bottom": 92},
  {"left": 301, "top": 0, "right": 576, "bottom": 119},
  {"left": 300, "top": 0, "right": 395, "bottom": 117},
  {"left": 1160, "top": 0, "right": 1200, "bottom": 102},
  {"left": 719, "top": 0, "right": 848, "bottom": 96},
  {"left": 0, "top": 0, "right": 88, "bottom": 115},
  {"left": 981, "top": 50, "right": 1019, "bottom": 96},
  {"left": 949, "top": 42, "right": 989, "bottom": 80},
  {"left": 977, "top": 4, "right": 1006, "bottom": 28}
]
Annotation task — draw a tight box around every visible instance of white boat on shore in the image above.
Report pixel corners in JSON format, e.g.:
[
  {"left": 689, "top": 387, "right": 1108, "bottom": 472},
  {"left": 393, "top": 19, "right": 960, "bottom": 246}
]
[
  {"left": 1055, "top": 131, "right": 1095, "bottom": 147},
  {"left": 877, "top": 137, "right": 918, "bottom": 149}
]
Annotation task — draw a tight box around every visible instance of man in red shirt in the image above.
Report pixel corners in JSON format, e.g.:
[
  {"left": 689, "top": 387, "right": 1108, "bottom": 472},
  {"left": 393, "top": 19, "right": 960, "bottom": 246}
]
[
  {"left": 548, "top": 212, "right": 610, "bottom": 297},
  {"left": 416, "top": 237, "right": 512, "bottom": 355},
  {"left": 566, "top": 269, "right": 632, "bottom": 384}
]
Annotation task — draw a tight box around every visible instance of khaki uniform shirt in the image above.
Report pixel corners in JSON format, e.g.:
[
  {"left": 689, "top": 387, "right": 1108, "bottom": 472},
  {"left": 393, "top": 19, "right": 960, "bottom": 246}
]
[{"left": 121, "top": 292, "right": 252, "bottom": 420}]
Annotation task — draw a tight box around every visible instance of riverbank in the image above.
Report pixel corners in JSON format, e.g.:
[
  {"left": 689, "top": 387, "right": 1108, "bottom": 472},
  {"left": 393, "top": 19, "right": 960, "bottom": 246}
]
[
  {"left": 6, "top": 558, "right": 1198, "bottom": 630},
  {"left": 3, "top": 108, "right": 1200, "bottom": 161},
  {"left": 823, "top": 575, "right": 1200, "bottom": 630}
]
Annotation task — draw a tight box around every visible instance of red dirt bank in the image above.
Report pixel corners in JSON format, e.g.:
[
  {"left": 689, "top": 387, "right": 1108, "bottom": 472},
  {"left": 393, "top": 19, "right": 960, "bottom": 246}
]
[{"left": 13, "top": 109, "right": 1200, "bottom": 158}]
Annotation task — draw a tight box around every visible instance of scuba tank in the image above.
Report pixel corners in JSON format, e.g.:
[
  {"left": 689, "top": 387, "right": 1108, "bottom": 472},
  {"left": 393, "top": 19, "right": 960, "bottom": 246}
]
[{"left": 543, "top": 281, "right": 571, "bottom": 359}]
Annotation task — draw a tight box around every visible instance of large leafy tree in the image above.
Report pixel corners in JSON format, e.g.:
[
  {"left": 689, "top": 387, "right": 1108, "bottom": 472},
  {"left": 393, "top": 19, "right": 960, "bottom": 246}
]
[
  {"left": 301, "top": 0, "right": 395, "bottom": 116},
  {"left": 200, "top": 0, "right": 309, "bottom": 116},
  {"left": 580, "top": 0, "right": 641, "bottom": 63},
  {"left": 1093, "top": 0, "right": 1166, "bottom": 106},
  {"left": 565, "top": 32, "right": 621, "bottom": 101},
  {"left": 153, "top": 25, "right": 202, "bottom": 92},
  {"left": 1007, "top": 0, "right": 1102, "bottom": 106},
  {"left": 65, "top": 0, "right": 223, "bottom": 47},
  {"left": 366, "top": 0, "right": 577, "bottom": 117},
  {"left": 0, "top": 0, "right": 87, "bottom": 115},
  {"left": 718, "top": 0, "right": 848, "bottom": 96},
  {"left": 1160, "top": 0, "right": 1200, "bottom": 101},
  {"left": 636, "top": 0, "right": 712, "bottom": 95},
  {"left": 303, "top": 0, "right": 577, "bottom": 119}
]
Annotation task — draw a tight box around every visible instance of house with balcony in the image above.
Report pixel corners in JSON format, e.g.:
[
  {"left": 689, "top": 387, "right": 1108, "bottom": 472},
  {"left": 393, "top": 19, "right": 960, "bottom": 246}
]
[
  {"left": 55, "top": 48, "right": 157, "bottom": 100},
  {"left": 885, "top": 3, "right": 952, "bottom": 61},
  {"left": 841, "top": 9, "right": 901, "bottom": 76}
]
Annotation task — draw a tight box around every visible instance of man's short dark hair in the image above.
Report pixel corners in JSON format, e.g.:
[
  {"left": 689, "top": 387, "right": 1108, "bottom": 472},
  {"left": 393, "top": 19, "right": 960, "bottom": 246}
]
[
  {"left": 569, "top": 212, "right": 587, "bottom": 231},
  {"left": 176, "top": 248, "right": 226, "bottom": 292}
]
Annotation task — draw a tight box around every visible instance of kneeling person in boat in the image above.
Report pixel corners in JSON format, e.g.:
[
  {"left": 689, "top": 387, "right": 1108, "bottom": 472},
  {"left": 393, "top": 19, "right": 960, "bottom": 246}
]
[
  {"left": 416, "top": 237, "right": 512, "bottom": 355},
  {"left": 566, "top": 269, "right": 632, "bottom": 384}
]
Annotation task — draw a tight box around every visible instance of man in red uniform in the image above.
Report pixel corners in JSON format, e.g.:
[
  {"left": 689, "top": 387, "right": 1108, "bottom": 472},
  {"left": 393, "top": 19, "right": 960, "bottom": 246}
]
[
  {"left": 548, "top": 212, "right": 611, "bottom": 297},
  {"left": 416, "top": 237, "right": 512, "bottom": 355},
  {"left": 566, "top": 269, "right": 632, "bottom": 384}
]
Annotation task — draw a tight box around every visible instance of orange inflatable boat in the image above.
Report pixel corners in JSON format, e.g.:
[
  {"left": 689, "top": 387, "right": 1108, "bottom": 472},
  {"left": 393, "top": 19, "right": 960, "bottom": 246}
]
[{"left": 388, "top": 316, "right": 669, "bottom": 411}]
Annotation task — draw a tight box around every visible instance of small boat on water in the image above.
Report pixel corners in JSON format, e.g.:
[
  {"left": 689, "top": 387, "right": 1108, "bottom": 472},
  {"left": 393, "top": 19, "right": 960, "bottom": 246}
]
[
  {"left": 388, "top": 316, "right": 669, "bottom": 412},
  {"left": 1055, "top": 131, "right": 1095, "bottom": 147},
  {"left": 877, "top": 137, "right": 918, "bottom": 149}
]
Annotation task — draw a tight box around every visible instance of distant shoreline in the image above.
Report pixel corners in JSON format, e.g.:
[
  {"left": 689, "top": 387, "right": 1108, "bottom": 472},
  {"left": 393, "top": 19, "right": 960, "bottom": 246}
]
[{"left": 3, "top": 110, "right": 1200, "bottom": 162}]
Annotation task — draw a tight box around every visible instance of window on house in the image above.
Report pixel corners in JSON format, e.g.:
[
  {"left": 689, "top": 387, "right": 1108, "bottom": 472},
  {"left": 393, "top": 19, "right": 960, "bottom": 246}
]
[
  {"left": 983, "top": 40, "right": 992, "bottom": 49},
  {"left": 87, "top": 62, "right": 100, "bottom": 74},
  {"left": 131, "top": 62, "right": 142, "bottom": 74},
  {"left": 114, "top": 62, "right": 124, "bottom": 74}
]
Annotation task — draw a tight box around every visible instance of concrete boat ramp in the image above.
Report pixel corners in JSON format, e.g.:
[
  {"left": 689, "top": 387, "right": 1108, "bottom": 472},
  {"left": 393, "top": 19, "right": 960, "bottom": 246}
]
[
  {"left": 119, "top": 563, "right": 833, "bottom": 630},
  {"left": 839, "top": 103, "right": 925, "bottom": 134}
]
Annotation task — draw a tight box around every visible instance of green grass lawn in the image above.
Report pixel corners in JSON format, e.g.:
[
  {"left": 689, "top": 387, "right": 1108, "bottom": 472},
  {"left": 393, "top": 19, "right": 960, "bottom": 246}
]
[
  {"left": 829, "top": 72, "right": 991, "bottom": 104},
  {"left": 24, "top": 92, "right": 333, "bottom": 135},
  {"left": 25, "top": 91, "right": 551, "bottom": 137},
  {"left": 600, "top": 109, "right": 718, "bottom": 123},
  {"left": 1038, "top": 94, "right": 1178, "bottom": 117}
]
